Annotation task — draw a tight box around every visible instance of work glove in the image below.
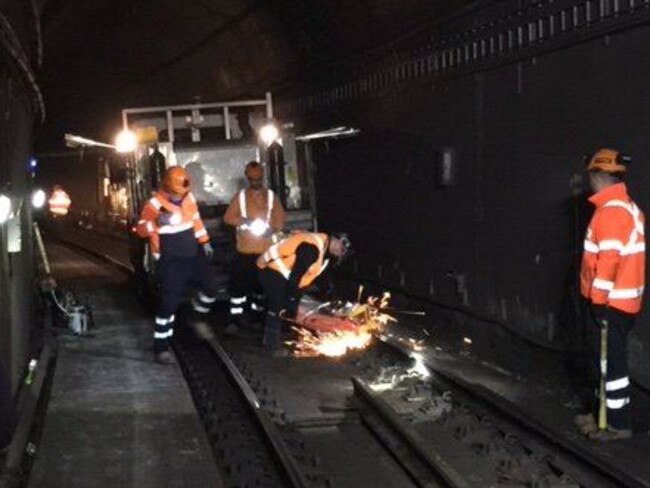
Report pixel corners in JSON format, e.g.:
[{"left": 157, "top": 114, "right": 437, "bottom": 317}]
[
  {"left": 282, "top": 296, "right": 299, "bottom": 320},
  {"left": 202, "top": 242, "right": 214, "bottom": 259}
]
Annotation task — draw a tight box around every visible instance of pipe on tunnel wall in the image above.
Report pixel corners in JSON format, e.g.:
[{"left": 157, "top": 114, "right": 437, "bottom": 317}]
[{"left": 279, "top": 1, "right": 650, "bottom": 389}]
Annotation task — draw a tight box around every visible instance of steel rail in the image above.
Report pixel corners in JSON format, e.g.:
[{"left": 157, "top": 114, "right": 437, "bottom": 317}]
[
  {"left": 192, "top": 323, "right": 310, "bottom": 488},
  {"left": 379, "top": 335, "right": 650, "bottom": 488},
  {"left": 352, "top": 376, "right": 471, "bottom": 488}
]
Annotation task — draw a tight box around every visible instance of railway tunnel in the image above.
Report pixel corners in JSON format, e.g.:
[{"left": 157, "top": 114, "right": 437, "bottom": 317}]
[{"left": 2, "top": 1, "right": 650, "bottom": 487}]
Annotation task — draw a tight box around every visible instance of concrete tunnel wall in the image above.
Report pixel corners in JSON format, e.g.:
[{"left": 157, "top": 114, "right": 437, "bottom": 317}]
[
  {"left": 0, "top": 3, "right": 40, "bottom": 393},
  {"left": 282, "top": 19, "right": 650, "bottom": 389}
]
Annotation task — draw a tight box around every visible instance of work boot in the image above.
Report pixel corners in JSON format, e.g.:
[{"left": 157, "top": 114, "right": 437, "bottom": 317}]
[
  {"left": 574, "top": 413, "right": 598, "bottom": 434},
  {"left": 154, "top": 351, "right": 175, "bottom": 365},
  {"left": 573, "top": 413, "right": 595, "bottom": 428},
  {"left": 587, "top": 427, "right": 633, "bottom": 442}
]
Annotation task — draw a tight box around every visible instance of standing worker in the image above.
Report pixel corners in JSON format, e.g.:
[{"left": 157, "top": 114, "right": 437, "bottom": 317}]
[
  {"left": 148, "top": 143, "right": 166, "bottom": 191},
  {"left": 574, "top": 148, "right": 645, "bottom": 441},
  {"left": 257, "top": 232, "right": 352, "bottom": 356},
  {"left": 48, "top": 185, "right": 71, "bottom": 217},
  {"left": 136, "top": 166, "right": 216, "bottom": 364},
  {"left": 223, "top": 161, "right": 285, "bottom": 333}
]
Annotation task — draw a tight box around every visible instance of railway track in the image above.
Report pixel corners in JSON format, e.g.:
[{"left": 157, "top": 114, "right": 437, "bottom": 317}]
[
  {"left": 50, "top": 237, "right": 650, "bottom": 488},
  {"left": 174, "top": 317, "right": 643, "bottom": 488}
]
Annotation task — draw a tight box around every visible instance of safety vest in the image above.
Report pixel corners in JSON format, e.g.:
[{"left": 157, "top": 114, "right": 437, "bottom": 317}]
[
  {"left": 136, "top": 191, "right": 209, "bottom": 259},
  {"left": 48, "top": 189, "right": 71, "bottom": 216},
  {"left": 224, "top": 188, "right": 284, "bottom": 255},
  {"left": 257, "top": 232, "right": 330, "bottom": 289},
  {"left": 581, "top": 183, "right": 645, "bottom": 314}
]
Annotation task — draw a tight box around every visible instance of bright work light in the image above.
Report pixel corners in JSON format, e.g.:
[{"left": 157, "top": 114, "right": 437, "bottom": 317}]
[
  {"left": 115, "top": 129, "right": 137, "bottom": 153},
  {"left": 259, "top": 123, "right": 279, "bottom": 146}
]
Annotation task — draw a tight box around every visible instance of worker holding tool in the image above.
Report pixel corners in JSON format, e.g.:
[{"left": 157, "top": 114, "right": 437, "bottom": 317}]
[
  {"left": 136, "top": 166, "right": 217, "bottom": 365},
  {"left": 256, "top": 232, "right": 352, "bottom": 356},
  {"left": 574, "top": 148, "right": 645, "bottom": 441},
  {"left": 223, "top": 161, "right": 285, "bottom": 334}
]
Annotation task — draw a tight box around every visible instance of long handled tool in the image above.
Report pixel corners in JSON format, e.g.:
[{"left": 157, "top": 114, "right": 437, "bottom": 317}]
[{"left": 598, "top": 318, "right": 608, "bottom": 430}]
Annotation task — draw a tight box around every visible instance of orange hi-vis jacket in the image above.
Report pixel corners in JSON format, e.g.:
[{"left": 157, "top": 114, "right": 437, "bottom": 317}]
[
  {"left": 223, "top": 187, "right": 285, "bottom": 255},
  {"left": 136, "top": 191, "right": 209, "bottom": 259},
  {"left": 48, "top": 189, "right": 71, "bottom": 216},
  {"left": 257, "top": 232, "right": 329, "bottom": 289},
  {"left": 581, "top": 182, "right": 645, "bottom": 314}
]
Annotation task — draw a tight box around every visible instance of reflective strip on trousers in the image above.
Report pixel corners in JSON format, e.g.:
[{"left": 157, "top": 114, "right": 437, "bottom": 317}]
[
  {"left": 192, "top": 299, "right": 210, "bottom": 313},
  {"left": 606, "top": 397, "right": 630, "bottom": 409},
  {"left": 230, "top": 307, "right": 244, "bottom": 315},
  {"left": 198, "top": 292, "right": 216, "bottom": 304},
  {"left": 606, "top": 376, "right": 630, "bottom": 391},
  {"left": 230, "top": 296, "right": 247, "bottom": 305}
]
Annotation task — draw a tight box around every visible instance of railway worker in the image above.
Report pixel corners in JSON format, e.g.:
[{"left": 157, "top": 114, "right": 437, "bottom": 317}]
[
  {"left": 48, "top": 185, "right": 71, "bottom": 217},
  {"left": 223, "top": 161, "right": 285, "bottom": 334},
  {"left": 256, "top": 232, "right": 352, "bottom": 356},
  {"left": 574, "top": 148, "right": 645, "bottom": 441},
  {"left": 136, "top": 166, "right": 217, "bottom": 365}
]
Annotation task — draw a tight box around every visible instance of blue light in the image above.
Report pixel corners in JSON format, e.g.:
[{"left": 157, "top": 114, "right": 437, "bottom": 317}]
[{"left": 29, "top": 158, "right": 37, "bottom": 169}]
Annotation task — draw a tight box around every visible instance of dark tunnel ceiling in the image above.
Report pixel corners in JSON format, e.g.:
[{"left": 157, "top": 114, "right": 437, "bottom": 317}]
[{"left": 36, "top": 0, "right": 475, "bottom": 147}]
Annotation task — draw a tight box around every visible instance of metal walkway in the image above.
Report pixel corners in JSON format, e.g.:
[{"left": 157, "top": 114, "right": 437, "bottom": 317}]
[{"left": 27, "top": 242, "right": 222, "bottom": 488}]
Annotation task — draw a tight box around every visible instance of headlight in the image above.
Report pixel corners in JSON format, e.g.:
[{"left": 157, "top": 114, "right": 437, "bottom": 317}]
[{"left": 32, "top": 189, "right": 46, "bottom": 209}]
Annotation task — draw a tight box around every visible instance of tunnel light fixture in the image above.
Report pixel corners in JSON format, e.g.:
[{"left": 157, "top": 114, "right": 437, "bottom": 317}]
[
  {"left": 115, "top": 129, "right": 138, "bottom": 153},
  {"left": 32, "top": 189, "right": 46, "bottom": 209},
  {"left": 259, "top": 123, "right": 279, "bottom": 146},
  {"left": 296, "top": 126, "right": 360, "bottom": 141},
  {"left": 0, "top": 194, "right": 12, "bottom": 223},
  {"left": 64, "top": 133, "right": 115, "bottom": 149}
]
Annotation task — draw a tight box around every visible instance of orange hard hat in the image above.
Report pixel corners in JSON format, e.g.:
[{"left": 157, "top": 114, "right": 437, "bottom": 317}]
[
  {"left": 245, "top": 161, "right": 264, "bottom": 179},
  {"left": 163, "top": 166, "right": 190, "bottom": 195},
  {"left": 586, "top": 148, "right": 630, "bottom": 174}
]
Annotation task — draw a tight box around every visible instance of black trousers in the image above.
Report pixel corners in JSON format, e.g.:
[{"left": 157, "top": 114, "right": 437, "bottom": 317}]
[
  {"left": 229, "top": 252, "right": 264, "bottom": 323},
  {"left": 154, "top": 254, "right": 215, "bottom": 353},
  {"left": 587, "top": 305, "right": 635, "bottom": 430},
  {"left": 259, "top": 268, "right": 287, "bottom": 351}
]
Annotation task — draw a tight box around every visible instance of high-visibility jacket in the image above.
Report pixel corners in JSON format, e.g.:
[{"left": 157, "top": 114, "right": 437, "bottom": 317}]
[
  {"left": 581, "top": 182, "right": 645, "bottom": 314},
  {"left": 257, "top": 232, "right": 329, "bottom": 289},
  {"left": 48, "top": 189, "right": 71, "bottom": 216},
  {"left": 136, "top": 191, "right": 209, "bottom": 259},
  {"left": 223, "top": 187, "right": 285, "bottom": 255}
]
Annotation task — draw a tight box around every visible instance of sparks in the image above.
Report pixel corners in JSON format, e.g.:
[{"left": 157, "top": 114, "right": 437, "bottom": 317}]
[{"left": 289, "top": 294, "right": 396, "bottom": 358}]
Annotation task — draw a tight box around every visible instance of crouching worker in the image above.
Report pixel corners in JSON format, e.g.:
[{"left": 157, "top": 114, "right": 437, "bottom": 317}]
[
  {"left": 256, "top": 232, "right": 352, "bottom": 356},
  {"left": 137, "top": 166, "right": 216, "bottom": 364}
]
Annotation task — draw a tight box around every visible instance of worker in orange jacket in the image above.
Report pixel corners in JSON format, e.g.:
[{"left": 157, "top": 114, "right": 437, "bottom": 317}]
[
  {"left": 137, "top": 166, "right": 216, "bottom": 364},
  {"left": 48, "top": 185, "right": 71, "bottom": 217},
  {"left": 223, "top": 161, "right": 285, "bottom": 333},
  {"left": 574, "top": 148, "right": 645, "bottom": 441},
  {"left": 257, "top": 232, "right": 352, "bottom": 355}
]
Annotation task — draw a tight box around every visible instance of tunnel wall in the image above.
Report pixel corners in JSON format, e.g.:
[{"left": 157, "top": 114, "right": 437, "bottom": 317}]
[
  {"left": 280, "top": 3, "right": 650, "bottom": 387},
  {"left": 0, "top": 3, "right": 41, "bottom": 393}
]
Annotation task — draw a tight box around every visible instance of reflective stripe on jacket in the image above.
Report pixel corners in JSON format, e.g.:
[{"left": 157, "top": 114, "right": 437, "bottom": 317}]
[
  {"left": 48, "top": 190, "right": 71, "bottom": 216},
  {"left": 223, "top": 187, "right": 285, "bottom": 255},
  {"left": 136, "top": 191, "right": 209, "bottom": 258},
  {"left": 257, "top": 232, "right": 329, "bottom": 289},
  {"left": 580, "top": 183, "right": 645, "bottom": 314}
]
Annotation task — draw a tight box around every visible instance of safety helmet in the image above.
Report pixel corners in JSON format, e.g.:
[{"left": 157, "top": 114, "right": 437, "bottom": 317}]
[
  {"left": 245, "top": 161, "right": 264, "bottom": 180},
  {"left": 586, "top": 148, "right": 631, "bottom": 174},
  {"left": 162, "top": 166, "right": 190, "bottom": 195}
]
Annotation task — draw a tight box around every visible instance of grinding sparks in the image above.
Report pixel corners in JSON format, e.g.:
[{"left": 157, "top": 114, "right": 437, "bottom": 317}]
[{"left": 289, "top": 291, "right": 396, "bottom": 358}]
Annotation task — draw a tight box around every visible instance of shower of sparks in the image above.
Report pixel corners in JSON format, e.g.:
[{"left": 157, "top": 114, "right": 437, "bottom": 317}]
[{"left": 290, "top": 290, "right": 396, "bottom": 358}]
